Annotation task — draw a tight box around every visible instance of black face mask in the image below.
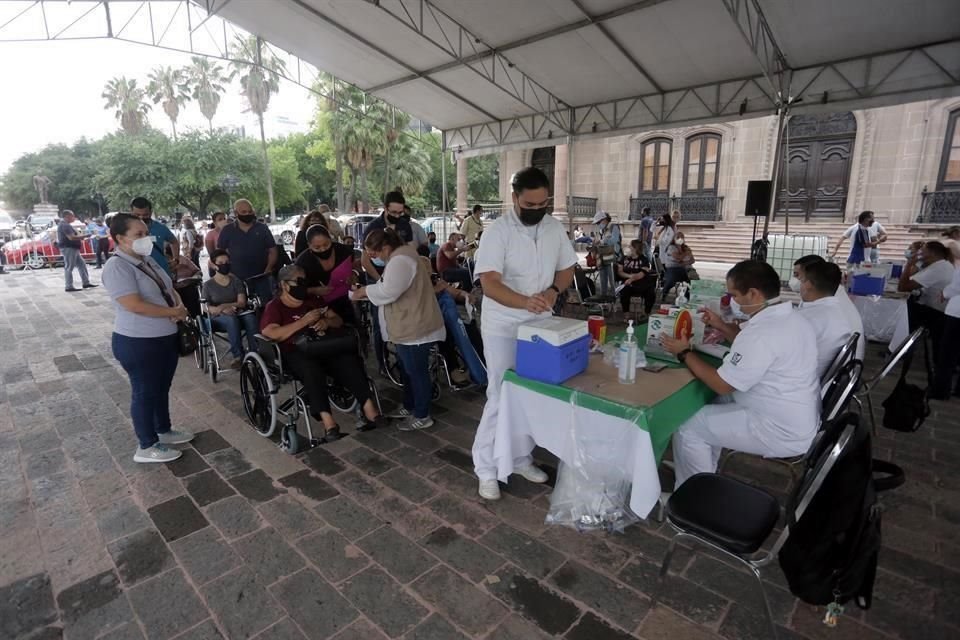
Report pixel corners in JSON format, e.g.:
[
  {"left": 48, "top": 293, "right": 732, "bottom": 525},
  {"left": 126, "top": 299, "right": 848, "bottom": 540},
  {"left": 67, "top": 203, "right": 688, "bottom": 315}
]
[
  {"left": 386, "top": 214, "right": 402, "bottom": 225},
  {"left": 237, "top": 214, "right": 256, "bottom": 224},
  {"left": 287, "top": 281, "right": 308, "bottom": 300},
  {"left": 518, "top": 207, "right": 549, "bottom": 226},
  {"left": 216, "top": 264, "right": 231, "bottom": 276},
  {"left": 312, "top": 248, "right": 333, "bottom": 260}
]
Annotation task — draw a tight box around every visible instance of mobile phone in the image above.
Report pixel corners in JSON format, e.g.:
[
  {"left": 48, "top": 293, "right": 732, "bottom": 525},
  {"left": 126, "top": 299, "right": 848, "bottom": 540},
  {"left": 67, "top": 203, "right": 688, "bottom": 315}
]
[{"left": 642, "top": 363, "right": 667, "bottom": 372}]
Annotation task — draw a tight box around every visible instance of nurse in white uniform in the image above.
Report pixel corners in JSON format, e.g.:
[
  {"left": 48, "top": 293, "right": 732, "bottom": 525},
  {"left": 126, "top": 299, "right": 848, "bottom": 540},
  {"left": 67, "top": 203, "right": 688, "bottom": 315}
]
[
  {"left": 472, "top": 167, "right": 578, "bottom": 501},
  {"left": 660, "top": 260, "right": 820, "bottom": 487},
  {"left": 792, "top": 255, "right": 865, "bottom": 362},
  {"left": 796, "top": 261, "right": 857, "bottom": 378}
]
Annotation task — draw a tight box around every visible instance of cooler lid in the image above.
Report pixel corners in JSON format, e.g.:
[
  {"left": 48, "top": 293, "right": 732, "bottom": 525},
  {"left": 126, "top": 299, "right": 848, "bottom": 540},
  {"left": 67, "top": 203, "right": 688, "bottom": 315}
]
[{"left": 516, "top": 317, "right": 589, "bottom": 346}]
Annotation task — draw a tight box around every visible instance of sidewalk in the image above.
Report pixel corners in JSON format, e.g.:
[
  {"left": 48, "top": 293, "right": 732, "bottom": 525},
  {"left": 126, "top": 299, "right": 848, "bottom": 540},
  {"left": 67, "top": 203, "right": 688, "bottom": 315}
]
[{"left": 1, "top": 267, "right": 957, "bottom": 640}]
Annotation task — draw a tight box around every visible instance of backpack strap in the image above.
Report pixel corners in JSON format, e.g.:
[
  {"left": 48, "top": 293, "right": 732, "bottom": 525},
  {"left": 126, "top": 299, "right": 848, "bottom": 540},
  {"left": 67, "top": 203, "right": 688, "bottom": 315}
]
[{"left": 871, "top": 459, "right": 905, "bottom": 492}]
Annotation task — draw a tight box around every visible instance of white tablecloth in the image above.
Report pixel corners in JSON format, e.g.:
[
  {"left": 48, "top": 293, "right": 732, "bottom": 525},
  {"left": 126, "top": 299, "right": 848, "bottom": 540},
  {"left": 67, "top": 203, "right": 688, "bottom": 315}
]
[
  {"left": 850, "top": 295, "right": 910, "bottom": 350},
  {"left": 496, "top": 381, "right": 661, "bottom": 518}
]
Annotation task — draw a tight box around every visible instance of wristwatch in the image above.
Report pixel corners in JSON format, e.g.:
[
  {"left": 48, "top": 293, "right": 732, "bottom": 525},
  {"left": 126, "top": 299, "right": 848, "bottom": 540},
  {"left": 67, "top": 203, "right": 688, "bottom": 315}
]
[
  {"left": 548, "top": 284, "right": 560, "bottom": 294},
  {"left": 676, "top": 348, "right": 692, "bottom": 363}
]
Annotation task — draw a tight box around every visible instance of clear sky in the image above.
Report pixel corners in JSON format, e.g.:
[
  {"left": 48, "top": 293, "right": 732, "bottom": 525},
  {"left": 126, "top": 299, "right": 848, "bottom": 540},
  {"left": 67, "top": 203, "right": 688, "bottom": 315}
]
[{"left": 0, "top": 35, "right": 316, "bottom": 175}]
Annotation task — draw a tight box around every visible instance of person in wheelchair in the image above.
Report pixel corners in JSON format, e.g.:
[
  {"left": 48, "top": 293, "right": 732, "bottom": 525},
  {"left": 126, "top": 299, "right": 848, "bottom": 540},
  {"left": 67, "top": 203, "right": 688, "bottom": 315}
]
[
  {"left": 203, "top": 249, "right": 260, "bottom": 368},
  {"left": 295, "top": 224, "right": 358, "bottom": 326},
  {"left": 172, "top": 251, "right": 203, "bottom": 318},
  {"left": 261, "top": 264, "right": 388, "bottom": 442},
  {"left": 616, "top": 238, "right": 657, "bottom": 314},
  {"left": 433, "top": 276, "right": 487, "bottom": 388}
]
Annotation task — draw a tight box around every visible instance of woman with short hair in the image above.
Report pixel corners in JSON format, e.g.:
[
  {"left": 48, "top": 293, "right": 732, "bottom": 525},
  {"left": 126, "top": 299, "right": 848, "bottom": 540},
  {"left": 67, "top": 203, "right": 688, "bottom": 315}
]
[
  {"left": 353, "top": 228, "right": 445, "bottom": 431},
  {"left": 204, "top": 249, "right": 259, "bottom": 368},
  {"left": 102, "top": 213, "right": 193, "bottom": 463}
]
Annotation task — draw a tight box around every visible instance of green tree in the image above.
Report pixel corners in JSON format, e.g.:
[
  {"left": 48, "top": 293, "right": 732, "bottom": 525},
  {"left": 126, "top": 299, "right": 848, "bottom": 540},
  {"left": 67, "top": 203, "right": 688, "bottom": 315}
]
[
  {"left": 102, "top": 76, "right": 151, "bottom": 135},
  {"left": 0, "top": 139, "right": 104, "bottom": 215},
  {"left": 374, "top": 134, "right": 431, "bottom": 199},
  {"left": 467, "top": 152, "right": 501, "bottom": 203},
  {"left": 230, "top": 35, "right": 287, "bottom": 221},
  {"left": 275, "top": 132, "right": 336, "bottom": 208},
  {"left": 147, "top": 66, "right": 190, "bottom": 140},
  {"left": 247, "top": 144, "right": 307, "bottom": 214},
  {"left": 187, "top": 56, "right": 228, "bottom": 133}
]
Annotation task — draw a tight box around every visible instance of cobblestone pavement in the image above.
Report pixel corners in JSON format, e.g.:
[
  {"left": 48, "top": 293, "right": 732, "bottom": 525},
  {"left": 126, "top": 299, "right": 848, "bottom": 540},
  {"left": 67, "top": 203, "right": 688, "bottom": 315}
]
[{"left": 2, "top": 267, "right": 959, "bottom": 640}]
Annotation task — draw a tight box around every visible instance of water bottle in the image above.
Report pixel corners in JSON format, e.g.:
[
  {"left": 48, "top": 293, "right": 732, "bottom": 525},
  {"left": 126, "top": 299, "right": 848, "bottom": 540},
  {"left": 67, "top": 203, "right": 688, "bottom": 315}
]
[{"left": 618, "top": 320, "right": 637, "bottom": 384}]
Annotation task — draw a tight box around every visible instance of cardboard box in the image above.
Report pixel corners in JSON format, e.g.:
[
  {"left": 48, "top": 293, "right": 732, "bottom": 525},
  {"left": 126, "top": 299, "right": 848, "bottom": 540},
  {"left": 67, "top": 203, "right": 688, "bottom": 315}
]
[{"left": 644, "top": 307, "right": 702, "bottom": 363}]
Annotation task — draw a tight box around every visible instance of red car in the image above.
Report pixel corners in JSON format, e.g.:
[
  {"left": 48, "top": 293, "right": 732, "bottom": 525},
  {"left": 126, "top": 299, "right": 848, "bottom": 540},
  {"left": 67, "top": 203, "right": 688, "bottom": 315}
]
[{"left": 1, "top": 225, "right": 114, "bottom": 270}]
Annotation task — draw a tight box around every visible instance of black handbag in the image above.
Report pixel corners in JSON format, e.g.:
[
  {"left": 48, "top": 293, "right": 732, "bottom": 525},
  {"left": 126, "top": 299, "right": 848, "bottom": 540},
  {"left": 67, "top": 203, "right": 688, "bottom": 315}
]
[
  {"left": 292, "top": 327, "right": 358, "bottom": 359},
  {"left": 881, "top": 334, "right": 931, "bottom": 432},
  {"left": 135, "top": 262, "right": 199, "bottom": 357}
]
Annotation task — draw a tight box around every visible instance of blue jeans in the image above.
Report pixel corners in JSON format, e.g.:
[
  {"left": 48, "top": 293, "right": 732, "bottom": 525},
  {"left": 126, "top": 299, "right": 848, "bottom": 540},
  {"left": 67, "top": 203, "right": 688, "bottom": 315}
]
[
  {"left": 662, "top": 266, "right": 689, "bottom": 296},
  {"left": 598, "top": 262, "right": 615, "bottom": 296},
  {"left": 396, "top": 343, "right": 433, "bottom": 419},
  {"left": 211, "top": 312, "right": 259, "bottom": 358},
  {"left": 436, "top": 292, "right": 487, "bottom": 386},
  {"left": 442, "top": 267, "right": 473, "bottom": 292},
  {"left": 112, "top": 333, "right": 179, "bottom": 449}
]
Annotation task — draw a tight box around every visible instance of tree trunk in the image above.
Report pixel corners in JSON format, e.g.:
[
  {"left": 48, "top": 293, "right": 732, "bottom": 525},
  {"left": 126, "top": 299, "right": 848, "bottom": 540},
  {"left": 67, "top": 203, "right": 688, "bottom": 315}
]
[
  {"left": 360, "top": 153, "right": 369, "bottom": 214},
  {"left": 171, "top": 119, "right": 178, "bottom": 142},
  {"left": 208, "top": 118, "right": 214, "bottom": 134},
  {"left": 257, "top": 112, "right": 277, "bottom": 222},
  {"left": 348, "top": 172, "right": 357, "bottom": 213},
  {"left": 335, "top": 143, "right": 345, "bottom": 213},
  {"left": 382, "top": 144, "right": 392, "bottom": 197}
]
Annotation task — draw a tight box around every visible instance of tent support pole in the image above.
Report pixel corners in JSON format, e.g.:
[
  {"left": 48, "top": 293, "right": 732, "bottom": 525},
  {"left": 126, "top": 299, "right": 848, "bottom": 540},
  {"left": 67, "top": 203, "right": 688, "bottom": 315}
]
[
  {"left": 441, "top": 131, "right": 449, "bottom": 214},
  {"left": 762, "top": 102, "right": 788, "bottom": 245}
]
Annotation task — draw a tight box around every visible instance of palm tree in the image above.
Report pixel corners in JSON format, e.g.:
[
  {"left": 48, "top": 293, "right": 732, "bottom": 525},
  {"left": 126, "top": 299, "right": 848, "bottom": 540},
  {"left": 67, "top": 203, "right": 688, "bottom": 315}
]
[
  {"left": 102, "top": 77, "right": 151, "bottom": 135},
  {"left": 186, "top": 56, "right": 228, "bottom": 133},
  {"left": 230, "top": 35, "right": 287, "bottom": 221},
  {"left": 147, "top": 66, "right": 190, "bottom": 140},
  {"left": 379, "top": 135, "right": 432, "bottom": 197}
]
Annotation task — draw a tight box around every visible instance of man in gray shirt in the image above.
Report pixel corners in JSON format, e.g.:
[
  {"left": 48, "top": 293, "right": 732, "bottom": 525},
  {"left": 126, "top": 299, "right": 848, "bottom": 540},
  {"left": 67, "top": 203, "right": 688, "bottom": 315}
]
[{"left": 58, "top": 210, "right": 96, "bottom": 292}]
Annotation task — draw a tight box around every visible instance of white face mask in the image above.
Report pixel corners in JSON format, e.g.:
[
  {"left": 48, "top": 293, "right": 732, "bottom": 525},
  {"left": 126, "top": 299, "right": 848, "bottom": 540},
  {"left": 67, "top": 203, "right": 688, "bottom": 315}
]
[
  {"left": 132, "top": 236, "right": 155, "bottom": 257},
  {"left": 675, "top": 238, "right": 685, "bottom": 246},
  {"left": 788, "top": 276, "right": 802, "bottom": 293}
]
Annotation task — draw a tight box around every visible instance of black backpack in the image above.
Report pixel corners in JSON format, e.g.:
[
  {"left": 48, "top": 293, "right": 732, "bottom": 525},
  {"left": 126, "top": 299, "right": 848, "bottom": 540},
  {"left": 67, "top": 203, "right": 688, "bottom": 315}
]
[
  {"left": 778, "top": 414, "right": 903, "bottom": 611},
  {"left": 881, "top": 333, "right": 931, "bottom": 432}
]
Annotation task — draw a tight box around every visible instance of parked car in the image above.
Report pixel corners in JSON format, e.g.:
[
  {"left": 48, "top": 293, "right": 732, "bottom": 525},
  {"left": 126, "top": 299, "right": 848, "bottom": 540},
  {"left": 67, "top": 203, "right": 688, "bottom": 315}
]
[
  {"left": 269, "top": 215, "right": 303, "bottom": 245},
  {"left": 1, "top": 225, "right": 113, "bottom": 269},
  {"left": 27, "top": 213, "right": 58, "bottom": 233},
  {"left": 0, "top": 211, "right": 14, "bottom": 240}
]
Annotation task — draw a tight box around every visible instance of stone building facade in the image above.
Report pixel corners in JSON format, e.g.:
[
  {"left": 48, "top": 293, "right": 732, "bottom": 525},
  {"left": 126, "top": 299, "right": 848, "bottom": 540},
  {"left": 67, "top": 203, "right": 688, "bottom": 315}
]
[{"left": 480, "top": 97, "right": 960, "bottom": 226}]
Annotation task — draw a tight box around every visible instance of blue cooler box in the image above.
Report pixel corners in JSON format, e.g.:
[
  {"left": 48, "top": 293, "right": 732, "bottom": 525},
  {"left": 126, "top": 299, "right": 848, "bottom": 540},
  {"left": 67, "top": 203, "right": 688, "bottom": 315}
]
[
  {"left": 849, "top": 273, "right": 886, "bottom": 296},
  {"left": 516, "top": 317, "right": 590, "bottom": 385}
]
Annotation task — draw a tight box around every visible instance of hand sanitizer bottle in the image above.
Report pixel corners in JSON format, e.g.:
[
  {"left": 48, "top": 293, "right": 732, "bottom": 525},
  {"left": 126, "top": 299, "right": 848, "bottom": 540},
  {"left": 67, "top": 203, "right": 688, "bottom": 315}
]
[{"left": 618, "top": 320, "right": 637, "bottom": 384}]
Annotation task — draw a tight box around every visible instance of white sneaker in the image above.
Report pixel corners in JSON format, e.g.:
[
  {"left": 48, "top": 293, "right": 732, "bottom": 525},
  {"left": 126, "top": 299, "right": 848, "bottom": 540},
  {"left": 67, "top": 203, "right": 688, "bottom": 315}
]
[
  {"left": 514, "top": 464, "right": 548, "bottom": 484},
  {"left": 133, "top": 444, "right": 182, "bottom": 464},
  {"left": 397, "top": 416, "right": 434, "bottom": 432},
  {"left": 157, "top": 429, "right": 195, "bottom": 445},
  {"left": 478, "top": 479, "right": 501, "bottom": 500},
  {"left": 389, "top": 407, "right": 412, "bottom": 419}
]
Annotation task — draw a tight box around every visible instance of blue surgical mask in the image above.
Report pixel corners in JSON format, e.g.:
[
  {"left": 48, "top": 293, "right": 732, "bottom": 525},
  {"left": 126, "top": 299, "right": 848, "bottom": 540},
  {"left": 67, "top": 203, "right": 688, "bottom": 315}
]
[{"left": 372, "top": 257, "right": 386, "bottom": 268}]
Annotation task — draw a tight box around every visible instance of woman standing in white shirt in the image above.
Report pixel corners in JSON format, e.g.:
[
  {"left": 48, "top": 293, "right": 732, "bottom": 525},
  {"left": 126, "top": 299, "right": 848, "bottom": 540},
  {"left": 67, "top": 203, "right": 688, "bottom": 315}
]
[{"left": 933, "top": 260, "right": 960, "bottom": 399}]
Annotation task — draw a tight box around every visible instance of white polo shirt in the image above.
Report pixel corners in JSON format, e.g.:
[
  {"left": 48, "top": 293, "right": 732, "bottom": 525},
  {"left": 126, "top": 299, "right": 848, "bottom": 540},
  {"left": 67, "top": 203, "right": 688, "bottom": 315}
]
[
  {"left": 717, "top": 302, "right": 820, "bottom": 450},
  {"left": 911, "top": 259, "right": 955, "bottom": 312},
  {"left": 843, "top": 221, "right": 885, "bottom": 241},
  {"left": 834, "top": 286, "right": 866, "bottom": 360},
  {"left": 943, "top": 264, "right": 960, "bottom": 319},
  {"left": 798, "top": 295, "right": 855, "bottom": 378},
  {"left": 474, "top": 210, "right": 578, "bottom": 338}
]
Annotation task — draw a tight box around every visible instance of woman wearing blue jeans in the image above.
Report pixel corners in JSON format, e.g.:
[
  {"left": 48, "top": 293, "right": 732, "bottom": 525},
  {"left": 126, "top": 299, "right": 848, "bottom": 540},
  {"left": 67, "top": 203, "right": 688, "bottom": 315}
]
[
  {"left": 102, "top": 213, "right": 195, "bottom": 463},
  {"left": 353, "top": 211, "right": 446, "bottom": 432},
  {"left": 203, "top": 249, "right": 260, "bottom": 368}
]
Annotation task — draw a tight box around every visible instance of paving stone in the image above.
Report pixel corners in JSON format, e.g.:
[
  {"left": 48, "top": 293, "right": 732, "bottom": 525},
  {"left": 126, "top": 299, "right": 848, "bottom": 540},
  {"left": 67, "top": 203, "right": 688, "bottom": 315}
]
[
  {"left": 420, "top": 526, "right": 505, "bottom": 582},
  {"left": 278, "top": 470, "right": 339, "bottom": 503},
  {"left": 79, "top": 469, "right": 131, "bottom": 508},
  {"left": 21, "top": 625, "right": 64, "bottom": 640},
  {"left": 339, "top": 567, "right": 428, "bottom": 637},
  {"left": 426, "top": 465, "right": 478, "bottom": 501},
  {"left": 480, "top": 524, "right": 566, "bottom": 579},
  {"left": 411, "top": 566, "right": 507, "bottom": 635},
  {"left": 433, "top": 446, "right": 474, "bottom": 473},
  {"left": 99, "top": 621, "right": 146, "bottom": 640},
  {"left": 314, "top": 496, "right": 382, "bottom": 539},
  {"left": 229, "top": 469, "right": 286, "bottom": 503},
  {"left": 128, "top": 468, "right": 186, "bottom": 508},
  {"left": 189, "top": 429, "right": 231, "bottom": 455},
  {"left": 540, "top": 526, "right": 631, "bottom": 573},
  {"left": 342, "top": 447, "right": 397, "bottom": 477},
  {"left": 550, "top": 559, "right": 649, "bottom": 630},
  {"left": 683, "top": 555, "right": 795, "bottom": 625},
  {"left": 483, "top": 495, "right": 549, "bottom": 536},
  {"left": 300, "top": 447, "right": 346, "bottom": 476},
  {"left": 53, "top": 355, "right": 85, "bottom": 374},
  {"left": 202, "top": 567, "right": 284, "bottom": 639},
  {"left": 56, "top": 570, "right": 135, "bottom": 640},
  {"left": 25, "top": 449, "right": 67, "bottom": 479},
  {"left": 329, "top": 619, "right": 388, "bottom": 640},
  {"left": 484, "top": 565, "right": 581, "bottom": 636},
  {"left": 565, "top": 612, "right": 636, "bottom": 640},
  {"left": 356, "top": 525, "right": 437, "bottom": 583},
  {"left": 394, "top": 430, "right": 442, "bottom": 453},
  {"left": 169, "top": 527, "right": 242, "bottom": 586},
  {"left": 258, "top": 495, "right": 325, "bottom": 539},
  {"left": 232, "top": 527, "right": 305, "bottom": 586},
  {"left": 127, "top": 569, "right": 207, "bottom": 640},
  {"left": 167, "top": 449, "right": 211, "bottom": 478},
  {"left": 499, "top": 473, "right": 551, "bottom": 500},
  {"left": 17, "top": 428, "right": 60, "bottom": 455},
  {"left": 107, "top": 528, "right": 175, "bottom": 586},
  {"left": 486, "top": 614, "right": 553, "bottom": 640},
  {"left": 183, "top": 469, "right": 236, "bottom": 507},
  {"left": 351, "top": 429, "right": 403, "bottom": 454},
  {"left": 255, "top": 617, "right": 308, "bottom": 640},
  {"left": 169, "top": 619, "right": 225, "bottom": 640},
  {"left": 0, "top": 573, "right": 57, "bottom": 640},
  {"left": 148, "top": 496, "right": 209, "bottom": 543},
  {"left": 378, "top": 468, "right": 438, "bottom": 504},
  {"left": 270, "top": 569, "right": 358, "bottom": 639},
  {"left": 297, "top": 528, "right": 369, "bottom": 582},
  {"left": 383, "top": 445, "right": 447, "bottom": 475},
  {"left": 206, "top": 448, "right": 254, "bottom": 478},
  {"left": 92, "top": 498, "right": 152, "bottom": 544},
  {"left": 425, "top": 493, "right": 498, "bottom": 538},
  {"left": 334, "top": 469, "right": 387, "bottom": 503},
  {"left": 865, "top": 597, "right": 958, "bottom": 640},
  {"left": 204, "top": 495, "right": 264, "bottom": 539}
]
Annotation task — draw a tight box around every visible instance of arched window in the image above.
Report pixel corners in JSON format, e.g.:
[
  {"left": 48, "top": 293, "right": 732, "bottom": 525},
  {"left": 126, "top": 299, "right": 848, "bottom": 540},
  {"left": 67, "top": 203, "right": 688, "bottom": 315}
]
[
  {"left": 639, "top": 138, "right": 671, "bottom": 194},
  {"left": 530, "top": 146, "right": 556, "bottom": 196},
  {"left": 683, "top": 133, "right": 721, "bottom": 194},
  {"left": 939, "top": 109, "right": 960, "bottom": 190}
]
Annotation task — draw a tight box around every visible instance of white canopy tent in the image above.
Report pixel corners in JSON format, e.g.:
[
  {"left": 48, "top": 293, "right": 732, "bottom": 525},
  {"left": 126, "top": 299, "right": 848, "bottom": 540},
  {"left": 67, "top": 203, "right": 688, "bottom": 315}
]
[{"left": 212, "top": 0, "right": 960, "bottom": 155}]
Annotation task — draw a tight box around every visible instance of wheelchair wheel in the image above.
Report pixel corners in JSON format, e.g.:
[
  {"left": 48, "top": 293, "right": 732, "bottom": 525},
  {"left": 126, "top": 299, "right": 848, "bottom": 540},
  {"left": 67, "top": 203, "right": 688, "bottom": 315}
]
[
  {"left": 279, "top": 424, "right": 300, "bottom": 455},
  {"left": 208, "top": 343, "right": 219, "bottom": 384},
  {"left": 432, "top": 381, "right": 441, "bottom": 401},
  {"left": 240, "top": 352, "right": 277, "bottom": 437},
  {"left": 328, "top": 382, "right": 359, "bottom": 414},
  {"left": 194, "top": 334, "right": 206, "bottom": 371},
  {"left": 383, "top": 342, "right": 404, "bottom": 387}
]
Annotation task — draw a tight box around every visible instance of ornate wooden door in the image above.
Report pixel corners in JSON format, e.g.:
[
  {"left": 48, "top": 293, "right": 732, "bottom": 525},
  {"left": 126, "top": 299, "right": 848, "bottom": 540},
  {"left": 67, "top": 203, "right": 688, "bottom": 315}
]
[
  {"left": 776, "top": 112, "right": 856, "bottom": 220},
  {"left": 531, "top": 147, "right": 555, "bottom": 196}
]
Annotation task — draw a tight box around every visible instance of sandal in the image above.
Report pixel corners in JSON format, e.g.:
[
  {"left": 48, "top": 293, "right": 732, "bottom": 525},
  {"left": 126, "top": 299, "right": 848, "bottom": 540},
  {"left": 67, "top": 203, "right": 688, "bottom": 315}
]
[{"left": 320, "top": 425, "right": 344, "bottom": 443}]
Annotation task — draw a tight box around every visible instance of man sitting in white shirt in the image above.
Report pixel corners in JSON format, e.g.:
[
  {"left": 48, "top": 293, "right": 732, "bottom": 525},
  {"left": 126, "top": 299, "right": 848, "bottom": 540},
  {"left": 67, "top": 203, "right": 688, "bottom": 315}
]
[
  {"left": 898, "top": 240, "right": 955, "bottom": 351},
  {"left": 796, "top": 260, "right": 857, "bottom": 379},
  {"left": 660, "top": 260, "right": 820, "bottom": 487},
  {"left": 792, "top": 254, "right": 865, "bottom": 362}
]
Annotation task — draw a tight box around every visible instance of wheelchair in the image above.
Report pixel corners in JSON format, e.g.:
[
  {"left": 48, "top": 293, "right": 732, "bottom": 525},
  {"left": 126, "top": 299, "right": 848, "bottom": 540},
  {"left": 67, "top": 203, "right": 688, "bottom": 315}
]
[
  {"left": 239, "top": 329, "right": 382, "bottom": 455},
  {"left": 193, "top": 281, "right": 262, "bottom": 384},
  {"left": 381, "top": 342, "right": 446, "bottom": 400}
]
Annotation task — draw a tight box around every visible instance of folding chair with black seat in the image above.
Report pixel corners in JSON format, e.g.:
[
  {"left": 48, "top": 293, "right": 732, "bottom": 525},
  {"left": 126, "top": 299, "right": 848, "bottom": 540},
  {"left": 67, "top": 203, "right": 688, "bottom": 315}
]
[
  {"left": 656, "top": 414, "right": 862, "bottom": 640},
  {"left": 717, "top": 357, "right": 863, "bottom": 486},
  {"left": 570, "top": 264, "right": 615, "bottom": 316},
  {"left": 820, "top": 332, "right": 860, "bottom": 399},
  {"left": 853, "top": 326, "right": 926, "bottom": 434}
]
